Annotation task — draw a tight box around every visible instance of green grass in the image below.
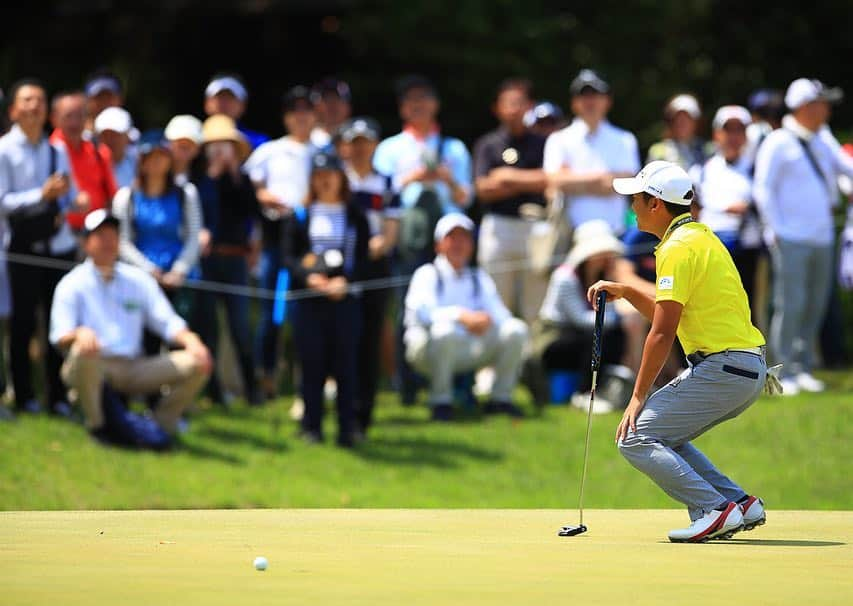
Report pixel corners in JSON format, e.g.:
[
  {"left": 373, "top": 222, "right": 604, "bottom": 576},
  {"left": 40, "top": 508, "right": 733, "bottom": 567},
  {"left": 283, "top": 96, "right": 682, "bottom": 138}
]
[{"left": 1, "top": 371, "right": 852, "bottom": 511}]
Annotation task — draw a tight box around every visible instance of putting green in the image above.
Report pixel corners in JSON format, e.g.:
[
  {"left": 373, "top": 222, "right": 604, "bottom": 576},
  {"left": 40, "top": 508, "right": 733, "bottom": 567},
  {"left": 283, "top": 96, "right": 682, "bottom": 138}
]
[{"left": 2, "top": 509, "right": 850, "bottom": 605}]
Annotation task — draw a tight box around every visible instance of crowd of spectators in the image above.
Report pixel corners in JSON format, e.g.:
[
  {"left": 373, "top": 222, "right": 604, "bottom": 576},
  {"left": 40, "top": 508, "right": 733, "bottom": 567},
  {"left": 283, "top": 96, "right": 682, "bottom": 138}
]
[{"left": 0, "top": 67, "right": 851, "bottom": 446}]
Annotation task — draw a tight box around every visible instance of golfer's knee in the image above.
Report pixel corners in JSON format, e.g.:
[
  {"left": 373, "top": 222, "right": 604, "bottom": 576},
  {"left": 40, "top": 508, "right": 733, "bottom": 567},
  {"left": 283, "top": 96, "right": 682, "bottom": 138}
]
[{"left": 617, "top": 434, "right": 645, "bottom": 461}]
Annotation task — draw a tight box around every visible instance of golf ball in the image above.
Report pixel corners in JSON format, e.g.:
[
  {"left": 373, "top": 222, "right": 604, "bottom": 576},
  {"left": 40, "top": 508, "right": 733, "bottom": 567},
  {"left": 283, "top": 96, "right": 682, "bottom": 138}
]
[{"left": 253, "top": 556, "right": 268, "bottom": 571}]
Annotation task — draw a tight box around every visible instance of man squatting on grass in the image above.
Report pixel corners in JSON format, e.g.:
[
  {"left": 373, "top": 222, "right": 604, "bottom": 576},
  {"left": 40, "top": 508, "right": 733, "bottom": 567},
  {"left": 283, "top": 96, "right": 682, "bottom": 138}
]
[{"left": 588, "top": 161, "right": 771, "bottom": 543}]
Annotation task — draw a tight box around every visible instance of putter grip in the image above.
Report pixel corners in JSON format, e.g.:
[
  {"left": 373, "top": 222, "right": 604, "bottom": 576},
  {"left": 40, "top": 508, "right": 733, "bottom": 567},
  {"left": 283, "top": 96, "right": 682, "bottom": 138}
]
[{"left": 591, "top": 290, "right": 607, "bottom": 371}]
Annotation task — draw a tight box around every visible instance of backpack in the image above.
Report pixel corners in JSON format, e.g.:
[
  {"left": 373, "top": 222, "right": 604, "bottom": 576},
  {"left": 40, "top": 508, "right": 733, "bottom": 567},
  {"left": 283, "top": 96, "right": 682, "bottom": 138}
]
[
  {"left": 8, "top": 144, "right": 62, "bottom": 250},
  {"left": 397, "top": 138, "right": 446, "bottom": 264}
]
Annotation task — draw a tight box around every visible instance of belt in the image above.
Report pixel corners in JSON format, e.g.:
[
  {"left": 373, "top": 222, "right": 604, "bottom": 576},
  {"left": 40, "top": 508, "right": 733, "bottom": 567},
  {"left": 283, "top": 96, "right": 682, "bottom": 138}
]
[
  {"left": 211, "top": 244, "right": 252, "bottom": 257},
  {"left": 687, "top": 346, "right": 765, "bottom": 366}
]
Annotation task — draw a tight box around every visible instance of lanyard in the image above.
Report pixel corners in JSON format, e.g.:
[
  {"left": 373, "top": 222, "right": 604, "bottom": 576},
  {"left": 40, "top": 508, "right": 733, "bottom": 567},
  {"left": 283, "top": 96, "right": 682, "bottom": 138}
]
[{"left": 664, "top": 215, "right": 694, "bottom": 241}]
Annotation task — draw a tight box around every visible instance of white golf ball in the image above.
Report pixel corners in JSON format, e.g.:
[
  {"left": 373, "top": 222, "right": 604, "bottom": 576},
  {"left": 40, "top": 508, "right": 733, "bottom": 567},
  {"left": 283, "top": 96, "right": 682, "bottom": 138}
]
[{"left": 253, "top": 556, "right": 268, "bottom": 571}]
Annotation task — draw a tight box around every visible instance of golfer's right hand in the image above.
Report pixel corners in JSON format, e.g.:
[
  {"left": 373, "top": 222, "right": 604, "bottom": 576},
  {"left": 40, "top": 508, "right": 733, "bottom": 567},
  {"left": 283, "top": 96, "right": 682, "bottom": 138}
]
[{"left": 587, "top": 280, "right": 625, "bottom": 309}]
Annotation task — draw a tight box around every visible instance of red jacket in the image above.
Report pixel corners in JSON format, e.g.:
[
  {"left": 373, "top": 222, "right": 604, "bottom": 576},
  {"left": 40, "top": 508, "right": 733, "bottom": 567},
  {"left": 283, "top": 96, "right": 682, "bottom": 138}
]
[{"left": 50, "top": 129, "right": 118, "bottom": 230}]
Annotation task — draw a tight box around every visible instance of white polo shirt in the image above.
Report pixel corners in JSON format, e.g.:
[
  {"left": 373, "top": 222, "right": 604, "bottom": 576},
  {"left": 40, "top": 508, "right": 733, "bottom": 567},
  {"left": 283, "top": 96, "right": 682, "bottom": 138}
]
[
  {"left": 543, "top": 119, "right": 640, "bottom": 234},
  {"left": 404, "top": 255, "right": 511, "bottom": 330},
  {"left": 697, "top": 154, "right": 754, "bottom": 235},
  {"left": 243, "top": 136, "right": 313, "bottom": 214},
  {"left": 50, "top": 259, "right": 187, "bottom": 358}
]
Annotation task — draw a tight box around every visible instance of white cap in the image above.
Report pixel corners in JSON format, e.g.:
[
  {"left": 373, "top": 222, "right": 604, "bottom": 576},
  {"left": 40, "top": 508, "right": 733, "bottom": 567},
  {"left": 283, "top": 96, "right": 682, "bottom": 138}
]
[
  {"left": 94, "top": 107, "right": 136, "bottom": 140},
  {"left": 205, "top": 76, "right": 248, "bottom": 102},
  {"left": 83, "top": 208, "right": 120, "bottom": 235},
  {"left": 666, "top": 94, "right": 701, "bottom": 119},
  {"left": 613, "top": 161, "right": 695, "bottom": 206},
  {"left": 566, "top": 220, "right": 625, "bottom": 267},
  {"left": 165, "top": 115, "right": 204, "bottom": 144},
  {"left": 434, "top": 213, "right": 475, "bottom": 242},
  {"left": 785, "top": 78, "right": 843, "bottom": 110},
  {"left": 712, "top": 105, "right": 752, "bottom": 130}
]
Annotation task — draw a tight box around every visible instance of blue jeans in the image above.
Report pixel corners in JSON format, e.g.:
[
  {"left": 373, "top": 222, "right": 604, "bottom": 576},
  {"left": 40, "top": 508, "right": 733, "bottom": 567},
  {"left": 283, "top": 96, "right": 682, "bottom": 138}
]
[{"left": 254, "top": 247, "right": 281, "bottom": 375}]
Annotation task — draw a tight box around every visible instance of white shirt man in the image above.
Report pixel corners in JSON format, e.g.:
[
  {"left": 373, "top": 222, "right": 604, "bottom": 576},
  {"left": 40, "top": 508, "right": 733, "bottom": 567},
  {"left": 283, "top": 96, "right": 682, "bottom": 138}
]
[
  {"left": 404, "top": 214, "right": 528, "bottom": 420},
  {"left": 544, "top": 69, "right": 640, "bottom": 235},
  {"left": 752, "top": 78, "right": 853, "bottom": 394}
]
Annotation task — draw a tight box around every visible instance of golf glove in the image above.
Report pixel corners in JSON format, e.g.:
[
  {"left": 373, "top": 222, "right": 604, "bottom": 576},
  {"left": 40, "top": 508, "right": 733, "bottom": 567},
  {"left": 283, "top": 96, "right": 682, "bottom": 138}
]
[{"left": 763, "top": 364, "right": 784, "bottom": 396}]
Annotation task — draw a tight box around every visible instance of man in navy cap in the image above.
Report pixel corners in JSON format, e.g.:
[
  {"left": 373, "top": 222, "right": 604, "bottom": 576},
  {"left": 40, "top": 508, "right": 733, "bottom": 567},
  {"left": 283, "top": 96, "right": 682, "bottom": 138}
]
[
  {"left": 83, "top": 68, "right": 124, "bottom": 140},
  {"left": 310, "top": 77, "right": 353, "bottom": 150}
]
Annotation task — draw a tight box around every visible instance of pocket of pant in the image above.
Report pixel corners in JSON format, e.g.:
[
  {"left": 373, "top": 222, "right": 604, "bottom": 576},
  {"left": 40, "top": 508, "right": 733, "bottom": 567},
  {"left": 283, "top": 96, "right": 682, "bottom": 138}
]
[{"left": 722, "top": 364, "right": 759, "bottom": 380}]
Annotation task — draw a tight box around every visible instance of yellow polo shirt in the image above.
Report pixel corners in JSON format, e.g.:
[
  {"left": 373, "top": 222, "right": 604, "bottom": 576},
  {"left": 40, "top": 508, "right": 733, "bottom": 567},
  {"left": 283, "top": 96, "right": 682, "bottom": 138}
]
[{"left": 655, "top": 213, "right": 765, "bottom": 355}]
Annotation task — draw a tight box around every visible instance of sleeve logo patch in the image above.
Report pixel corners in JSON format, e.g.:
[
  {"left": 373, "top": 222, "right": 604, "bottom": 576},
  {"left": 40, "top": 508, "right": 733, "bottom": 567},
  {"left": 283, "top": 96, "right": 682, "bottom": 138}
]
[{"left": 658, "top": 276, "right": 674, "bottom": 290}]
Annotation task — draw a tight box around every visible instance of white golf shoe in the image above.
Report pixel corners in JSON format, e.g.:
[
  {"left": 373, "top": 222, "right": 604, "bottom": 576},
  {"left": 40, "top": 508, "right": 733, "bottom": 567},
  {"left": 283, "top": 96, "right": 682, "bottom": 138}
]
[
  {"left": 795, "top": 372, "right": 825, "bottom": 393},
  {"left": 668, "top": 502, "right": 744, "bottom": 543},
  {"left": 739, "top": 496, "right": 766, "bottom": 531},
  {"left": 779, "top": 378, "right": 800, "bottom": 396}
]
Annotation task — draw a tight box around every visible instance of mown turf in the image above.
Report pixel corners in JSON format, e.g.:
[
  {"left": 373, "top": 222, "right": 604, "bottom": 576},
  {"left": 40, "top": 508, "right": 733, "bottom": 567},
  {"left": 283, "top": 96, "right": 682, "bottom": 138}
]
[
  {"left": 1, "top": 371, "right": 851, "bottom": 510},
  {"left": 2, "top": 509, "right": 851, "bottom": 606}
]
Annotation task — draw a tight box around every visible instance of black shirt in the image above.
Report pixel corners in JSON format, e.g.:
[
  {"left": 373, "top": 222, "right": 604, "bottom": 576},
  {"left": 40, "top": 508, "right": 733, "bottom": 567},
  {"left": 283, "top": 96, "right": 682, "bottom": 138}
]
[
  {"left": 196, "top": 172, "right": 260, "bottom": 247},
  {"left": 472, "top": 126, "right": 546, "bottom": 218}
]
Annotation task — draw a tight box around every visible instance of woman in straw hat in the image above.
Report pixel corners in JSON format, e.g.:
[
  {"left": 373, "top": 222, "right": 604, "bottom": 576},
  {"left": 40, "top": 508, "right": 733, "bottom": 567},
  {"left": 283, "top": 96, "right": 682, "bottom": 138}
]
[{"left": 192, "top": 114, "right": 263, "bottom": 406}]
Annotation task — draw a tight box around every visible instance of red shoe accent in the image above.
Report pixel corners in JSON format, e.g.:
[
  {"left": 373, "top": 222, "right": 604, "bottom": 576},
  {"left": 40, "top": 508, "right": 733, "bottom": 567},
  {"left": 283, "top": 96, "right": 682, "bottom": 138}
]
[{"left": 689, "top": 502, "right": 737, "bottom": 542}]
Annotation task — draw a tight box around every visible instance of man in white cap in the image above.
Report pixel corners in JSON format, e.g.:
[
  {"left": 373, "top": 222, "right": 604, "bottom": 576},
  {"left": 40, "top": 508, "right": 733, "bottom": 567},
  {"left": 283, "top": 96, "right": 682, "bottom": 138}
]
[
  {"left": 589, "top": 160, "right": 770, "bottom": 543},
  {"left": 94, "top": 107, "right": 138, "bottom": 188},
  {"left": 753, "top": 78, "right": 853, "bottom": 395},
  {"left": 403, "top": 214, "right": 529, "bottom": 421},
  {"left": 696, "top": 105, "right": 762, "bottom": 306},
  {"left": 204, "top": 73, "right": 269, "bottom": 151}
]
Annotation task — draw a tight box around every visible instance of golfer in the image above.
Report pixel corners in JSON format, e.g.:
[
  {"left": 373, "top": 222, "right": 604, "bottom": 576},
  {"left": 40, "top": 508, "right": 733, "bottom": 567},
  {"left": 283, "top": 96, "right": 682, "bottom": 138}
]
[{"left": 588, "top": 160, "right": 768, "bottom": 542}]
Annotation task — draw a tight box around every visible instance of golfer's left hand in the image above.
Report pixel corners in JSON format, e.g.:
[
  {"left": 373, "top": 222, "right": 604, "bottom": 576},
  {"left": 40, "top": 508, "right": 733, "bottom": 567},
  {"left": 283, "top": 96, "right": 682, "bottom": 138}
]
[
  {"left": 616, "top": 395, "right": 645, "bottom": 443},
  {"left": 588, "top": 280, "right": 625, "bottom": 309}
]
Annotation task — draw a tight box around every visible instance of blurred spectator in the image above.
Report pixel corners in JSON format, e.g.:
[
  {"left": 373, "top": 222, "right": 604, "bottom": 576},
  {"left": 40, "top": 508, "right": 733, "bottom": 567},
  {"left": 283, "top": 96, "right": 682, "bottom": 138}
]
[
  {"left": 473, "top": 78, "right": 548, "bottom": 324},
  {"left": 0, "top": 79, "right": 83, "bottom": 416},
  {"left": 204, "top": 73, "right": 269, "bottom": 151},
  {"left": 544, "top": 69, "right": 640, "bottom": 235},
  {"left": 112, "top": 130, "right": 201, "bottom": 294},
  {"left": 282, "top": 151, "right": 368, "bottom": 447},
  {"left": 310, "top": 77, "right": 353, "bottom": 150},
  {"left": 647, "top": 94, "right": 711, "bottom": 172},
  {"left": 528, "top": 220, "right": 626, "bottom": 410},
  {"left": 696, "top": 106, "right": 762, "bottom": 304},
  {"left": 404, "top": 214, "right": 528, "bottom": 421},
  {"left": 523, "top": 101, "right": 565, "bottom": 138},
  {"left": 746, "top": 89, "right": 785, "bottom": 156},
  {"left": 244, "top": 85, "right": 317, "bottom": 393},
  {"left": 753, "top": 78, "right": 853, "bottom": 395},
  {"left": 50, "top": 210, "right": 211, "bottom": 438},
  {"left": 193, "top": 115, "right": 262, "bottom": 405},
  {"left": 94, "top": 107, "right": 138, "bottom": 188},
  {"left": 50, "top": 91, "right": 117, "bottom": 231},
  {"left": 82, "top": 69, "right": 124, "bottom": 140},
  {"left": 373, "top": 75, "right": 472, "bottom": 266},
  {"left": 165, "top": 115, "right": 204, "bottom": 186},
  {"left": 340, "top": 118, "right": 401, "bottom": 434}
]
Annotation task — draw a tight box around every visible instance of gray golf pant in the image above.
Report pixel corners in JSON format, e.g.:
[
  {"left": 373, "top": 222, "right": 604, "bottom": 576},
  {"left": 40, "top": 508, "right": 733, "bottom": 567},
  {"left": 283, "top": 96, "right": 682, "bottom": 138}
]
[
  {"left": 618, "top": 350, "right": 767, "bottom": 521},
  {"left": 769, "top": 239, "right": 834, "bottom": 377}
]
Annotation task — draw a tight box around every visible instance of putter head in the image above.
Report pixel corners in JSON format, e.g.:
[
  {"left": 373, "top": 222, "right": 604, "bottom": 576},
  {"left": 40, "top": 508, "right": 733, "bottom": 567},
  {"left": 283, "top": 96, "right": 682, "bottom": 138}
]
[{"left": 558, "top": 524, "right": 588, "bottom": 537}]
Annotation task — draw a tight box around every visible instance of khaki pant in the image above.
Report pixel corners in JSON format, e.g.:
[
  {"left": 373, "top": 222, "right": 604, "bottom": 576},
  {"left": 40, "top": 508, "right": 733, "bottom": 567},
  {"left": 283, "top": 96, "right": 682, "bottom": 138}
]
[
  {"left": 405, "top": 318, "right": 528, "bottom": 405},
  {"left": 477, "top": 214, "right": 548, "bottom": 326},
  {"left": 61, "top": 344, "right": 209, "bottom": 433}
]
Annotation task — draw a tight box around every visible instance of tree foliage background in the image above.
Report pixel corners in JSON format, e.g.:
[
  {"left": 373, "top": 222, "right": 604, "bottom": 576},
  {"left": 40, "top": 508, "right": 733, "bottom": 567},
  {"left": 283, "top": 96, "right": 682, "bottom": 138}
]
[{"left": 2, "top": 0, "right": 852, "bottom": 150}]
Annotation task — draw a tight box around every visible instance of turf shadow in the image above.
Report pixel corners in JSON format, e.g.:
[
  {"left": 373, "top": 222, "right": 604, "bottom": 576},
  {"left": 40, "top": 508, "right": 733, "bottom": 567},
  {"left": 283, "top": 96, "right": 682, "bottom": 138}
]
[
  {"left": 351, "top": 435, "right": 503, "bottom": 468},
  {"left": 196, "top": 426, "right": 289, "bottom": 453},
  {"left": 175, "top": 440, "right": 246, "bottom": 466},
  {"left": 721, "top": 538, "right": 846, "bottom": 547}
]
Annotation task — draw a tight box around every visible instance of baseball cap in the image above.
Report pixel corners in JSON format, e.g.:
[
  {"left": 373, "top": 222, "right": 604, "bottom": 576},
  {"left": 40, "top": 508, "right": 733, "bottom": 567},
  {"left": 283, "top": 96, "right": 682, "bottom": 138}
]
[
  {"left": 613, "top": 161, "right": 695, "bottom": 206},
  {"left": 396, "top": 75, "right": 438, "bottom": 102},
  {"left": 164, "top": 114, "right": 203, "bottom": 144},
  {"left": 282, "top": 85, "right": 314, "bottom": 112},
  {"left": 666, "top": 94, "right": 702, "bottom": 119},
  {"left": 137, "top": 129, "right": 170, "bottom": 156},
  {"left": 712, "top": 105, "right": 752, "bottom": 130},
  {"left": 523, "top": 101, "right": 564, "bottom": 127},
  {"left": 83, "top": 208, "right": 120, "bottom": 236},
  {"left": 85, "top": 74, "right": 122, "bottom": 98},
  {"left": 569, "top": 69, "right": 610, "bottom": 96},
  {"left": 340, "top": 117, "right": 380, "bottom": 142},
  {"left": 311, "top": 151, "right": 344, "bottom": 172},
  {"left": 205, "top": 75, "right": 248, "bottom": 102},
  {"left": 94, "top": 107, "right": 133, "bottom": 135},
  {"left": 312, "top": 77, "right": 352, "bottom": 103},
  {"left": 433, "top": 213, "right": 475, "bottom": 242},
  {"left": 785, "top": 78, "right": 844, "bottom": 110}
]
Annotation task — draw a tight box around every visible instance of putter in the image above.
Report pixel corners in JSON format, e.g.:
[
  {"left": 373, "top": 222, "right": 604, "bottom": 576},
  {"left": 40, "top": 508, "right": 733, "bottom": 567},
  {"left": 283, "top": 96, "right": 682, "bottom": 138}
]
[{"left": 558, "top": 289, "right": 607, "bottom": 537}]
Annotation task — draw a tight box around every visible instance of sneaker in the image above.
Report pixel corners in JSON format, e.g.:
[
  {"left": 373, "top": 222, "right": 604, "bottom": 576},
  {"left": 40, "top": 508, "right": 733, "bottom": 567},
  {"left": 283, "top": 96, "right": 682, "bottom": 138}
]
[
  {"left": 50, "top": 401, "right": 74, "bottom": 419},
  {"left": 668, "top": 502, "right": 744, "bottom": 543},
  {"left": 795, "top": 372, "right": 825, "bottom": 393},
  {"left": 739, "top": 496, "right": 766, "bottom": 531},
  {"left": 16, "top": 398, "right": 43, "bottom": 415},
  {"left": 779, "top": 378, "right": 800, "bottom": 396},
  {"left": 430, "top": 403, "right": 454, "bottom": 422},
  {"left": 570, "top": 392, "right": 616, "bottom": 415}
]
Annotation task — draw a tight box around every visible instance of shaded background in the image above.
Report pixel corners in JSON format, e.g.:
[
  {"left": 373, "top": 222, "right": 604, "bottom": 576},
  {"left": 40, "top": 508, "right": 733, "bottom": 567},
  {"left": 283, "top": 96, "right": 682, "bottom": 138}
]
[{"left": 2, "top": 0, "right": 852, "bottom": 149}]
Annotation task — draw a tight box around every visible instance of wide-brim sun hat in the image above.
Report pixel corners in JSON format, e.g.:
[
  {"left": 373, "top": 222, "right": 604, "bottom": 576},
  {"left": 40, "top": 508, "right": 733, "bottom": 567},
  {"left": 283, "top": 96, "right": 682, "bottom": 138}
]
[
  {"left": 201, "top": 114, "right": 250, "bottom": 162},
  {"left": 565, "top": 219, "right": 625, "bottom": 267}
]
